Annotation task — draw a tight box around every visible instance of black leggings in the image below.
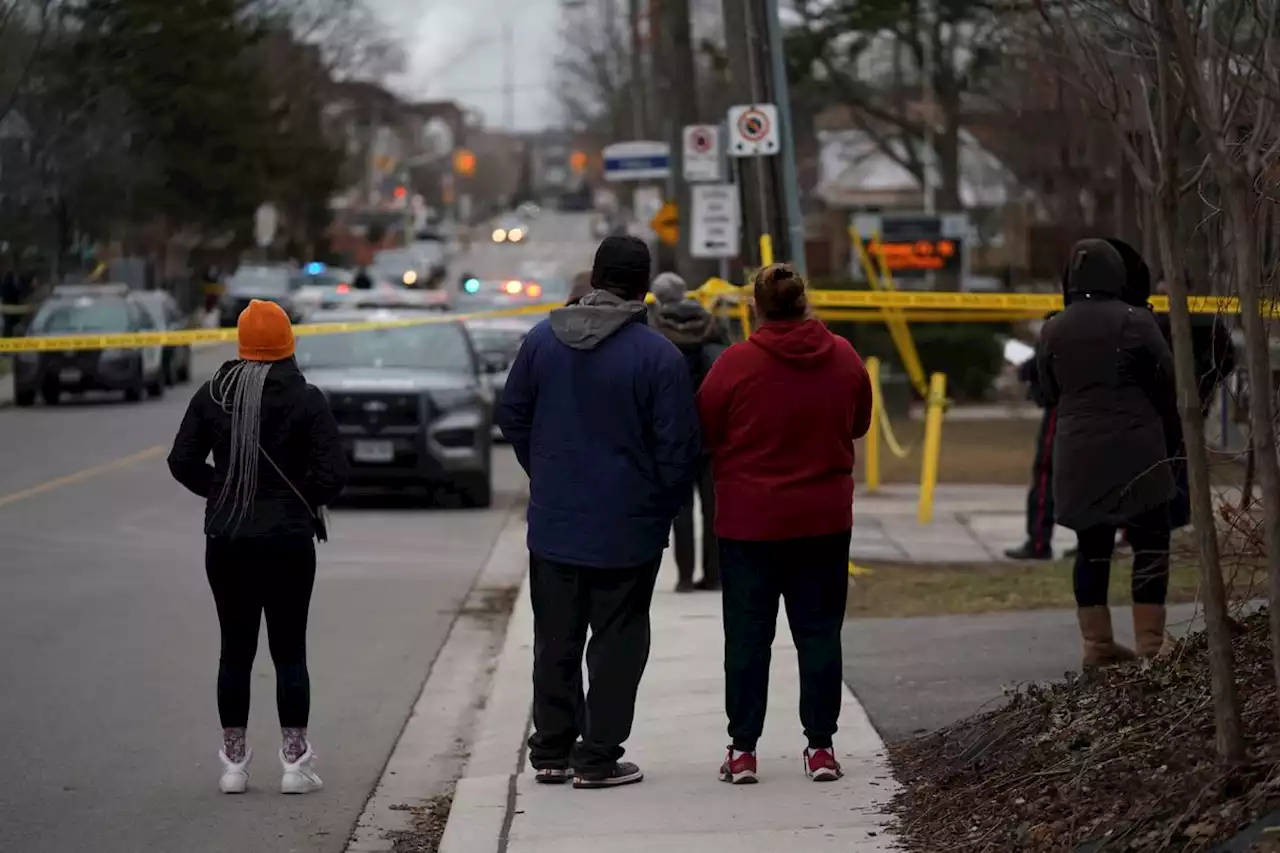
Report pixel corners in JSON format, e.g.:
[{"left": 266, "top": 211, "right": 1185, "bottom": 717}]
[
  {"left": 1073, "top": 503, "right": 1170, "bottom": 607},
  {"left": 206, "top": 535, "right": 317, "bottom": 728}
]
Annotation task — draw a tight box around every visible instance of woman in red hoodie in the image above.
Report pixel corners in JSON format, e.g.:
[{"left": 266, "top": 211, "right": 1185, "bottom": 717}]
[{"left": 697, "top": 263, "right": 872, "bottom": 785}]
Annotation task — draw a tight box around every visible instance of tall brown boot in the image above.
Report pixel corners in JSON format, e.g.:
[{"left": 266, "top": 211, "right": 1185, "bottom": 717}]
[
  {"left": 1077, "top": 606, "right": 1137, "bottom": 668},
  {"left": 1133, "top": 604, "right": 1175, "bottom": 659}
]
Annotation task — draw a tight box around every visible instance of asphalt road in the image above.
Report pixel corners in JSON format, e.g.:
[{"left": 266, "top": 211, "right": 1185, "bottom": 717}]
[{"left": 0, "top": 214, "right": 600, "bottom": 853}]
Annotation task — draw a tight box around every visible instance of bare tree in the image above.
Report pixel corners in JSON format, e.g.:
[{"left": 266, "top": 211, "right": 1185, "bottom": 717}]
[{"left": 1162, "top": 0, "right": 1280, "bottom": 706}]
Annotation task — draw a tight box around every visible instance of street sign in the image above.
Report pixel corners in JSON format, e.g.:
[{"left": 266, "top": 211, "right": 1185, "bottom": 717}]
[
  {"left": 690, "top": 184, "right": 740, "bottom": 259},
  {"left": 850, "top": 212, "right": 970, "bottom": 282},
  {"left": 603, "top": 140, "right": 670, "bottom": 182},
  {"left": 650, "top": 201, "right": 680, "bottom": 247},
  {"left": 254, "top": 203, "right": 278, "bottom": 248},
  {"left": 727, "top": 104, "right": 780, "bottom": 157},
  {"left": 682, "top": 125, "right": 722, "bottom": 182}
]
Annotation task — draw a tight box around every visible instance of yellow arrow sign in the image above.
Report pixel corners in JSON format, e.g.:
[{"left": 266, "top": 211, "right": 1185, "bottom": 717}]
[{"left": 650, "top": 201, "right": 679, "bottom": 246}]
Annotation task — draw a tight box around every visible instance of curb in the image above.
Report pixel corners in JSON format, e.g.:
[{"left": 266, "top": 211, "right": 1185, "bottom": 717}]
[
  {"left": 436, "top": 543, "right": 535, "bottom": 853},
  {"left": 344, "top": 504, "right": 530, "bottom": 853}
]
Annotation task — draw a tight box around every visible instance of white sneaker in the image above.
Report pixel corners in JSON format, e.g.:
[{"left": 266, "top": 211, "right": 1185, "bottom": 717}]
[
  {"left": 280, "top": 744, "right": 323, "bottom": 794},
  {"left": 218, "top": 747, "right": 252, "bottom": 794}
]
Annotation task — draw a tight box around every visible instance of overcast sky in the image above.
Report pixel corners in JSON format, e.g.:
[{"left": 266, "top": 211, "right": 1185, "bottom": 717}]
[{"left": 372, "top": 0, "right": 561, "bottom": 132}]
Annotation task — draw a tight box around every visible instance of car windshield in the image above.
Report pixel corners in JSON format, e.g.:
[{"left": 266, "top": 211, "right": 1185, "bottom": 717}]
[
  {"left": 30, "top": 297, "right": 130, "bottom": 334},
  {"left": 228, "top": 267, "right": 293, "bottom": 294},
  {"left": 467, "top": 326, "right": 528, "bottom": 358},
  {"left": 296, "top": 323, "right": 473, "bottom": 372},
  {"left": 374, "top": 250, "right": 420, "bottom": 271}
]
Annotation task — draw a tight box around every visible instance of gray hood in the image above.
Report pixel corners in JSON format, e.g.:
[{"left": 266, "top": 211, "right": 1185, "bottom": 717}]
[{"left": 548, "top": 289, "right": 648, "bottom": 351}]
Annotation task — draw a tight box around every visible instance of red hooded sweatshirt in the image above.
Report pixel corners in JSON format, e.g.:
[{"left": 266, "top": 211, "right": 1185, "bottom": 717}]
[{"left": 696, "top": 318, "right": 873, "bottom": 541}]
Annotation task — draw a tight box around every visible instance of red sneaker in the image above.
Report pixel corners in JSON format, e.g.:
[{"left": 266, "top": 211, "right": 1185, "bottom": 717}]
[
  {"left": 804, "top": 747, "right": 843, "bottom": 782},
  {"left": 719, "top": 746, "right": 758, "bottom": 784}
]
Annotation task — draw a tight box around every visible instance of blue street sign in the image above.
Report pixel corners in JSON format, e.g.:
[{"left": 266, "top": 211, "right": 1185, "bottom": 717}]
[{"left": 602, "top": 140, "right": 670, "bottom": 182}]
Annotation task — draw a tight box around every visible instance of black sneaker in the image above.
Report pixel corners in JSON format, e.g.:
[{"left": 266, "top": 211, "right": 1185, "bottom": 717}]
[
  {"left": 573, "top": 761, "right": 644, "bottom": 789},
  {"left": 535, "top": 767, "right": 572, "bottom": 784},
  {"left": 1004, "top": 542, "right": 1053, "bottom": 560},
  {"left": 694, "top": 578, "right": 721, "bottom": 591},
  {"left": 675, "top": 579, "right": 695, "bottom": 593}
]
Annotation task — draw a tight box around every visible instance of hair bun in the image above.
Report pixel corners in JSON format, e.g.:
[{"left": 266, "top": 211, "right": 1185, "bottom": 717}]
[{"left": 754, "top": 263, "right": 807, "bottom": 320}]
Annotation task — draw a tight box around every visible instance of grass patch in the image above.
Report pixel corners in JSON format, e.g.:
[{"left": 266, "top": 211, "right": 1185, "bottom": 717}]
[
  {"left": 847, "top": 552, "right": 1264, "bottom": 618},
  {"left": 857, "top": 418, "right": 1040, "bottom": 486},
  {"left": 858, "top": 416, "right": 1250, "bottom": 488}
]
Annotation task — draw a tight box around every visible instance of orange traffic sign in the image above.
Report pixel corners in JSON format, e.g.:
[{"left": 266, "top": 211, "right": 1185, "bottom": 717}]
[{"left": 651, "top": 201, "right": 679, "bottom": 246}]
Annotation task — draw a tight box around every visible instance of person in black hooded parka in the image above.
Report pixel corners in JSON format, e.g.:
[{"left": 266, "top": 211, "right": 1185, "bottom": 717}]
[{"left": 1038, "top": 239, "right": 1180, "bottom": 668}]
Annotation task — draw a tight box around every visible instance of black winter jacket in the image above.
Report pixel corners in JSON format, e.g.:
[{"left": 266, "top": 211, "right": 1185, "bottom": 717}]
[
  {"left": 168, "top": 359, "right": 347, "bottom": 539},
  {"left": 648, "top": 299, "right": 730, "bottom": 390},
  {"left": 1039, "top": 239, "right": 1179, "bottom": 531}
]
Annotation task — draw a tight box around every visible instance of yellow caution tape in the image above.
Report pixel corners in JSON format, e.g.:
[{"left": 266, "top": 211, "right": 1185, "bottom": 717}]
[
  {"left": 0, "top": 302, "right": 555, "bottom": 353},
  {"left": 807, "top": 290, "right": 1254, "bottom": 315},
  {"left": 848, "top": 560, "right": 873, "bottom": 577},
  {"left": 877, "top": 403, "right": 913, "bottom": 459}
]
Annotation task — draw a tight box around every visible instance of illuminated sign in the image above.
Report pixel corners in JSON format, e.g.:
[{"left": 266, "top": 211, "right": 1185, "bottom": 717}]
[
  {"left": 854, "top": 213, "right": 969, "bottom": 281},
  {"left": 867, "top": 238, "right": 961, "bottom": 274}
]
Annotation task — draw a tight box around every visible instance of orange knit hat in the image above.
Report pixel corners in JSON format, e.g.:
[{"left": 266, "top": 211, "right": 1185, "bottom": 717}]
[{"left": 237, "top": 299, "right": 296, "bottom": 362}]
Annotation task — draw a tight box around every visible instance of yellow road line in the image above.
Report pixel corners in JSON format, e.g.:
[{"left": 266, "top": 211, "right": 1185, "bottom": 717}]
[{"left": 0, "top": 444, "right": 166, "bottom": 509}]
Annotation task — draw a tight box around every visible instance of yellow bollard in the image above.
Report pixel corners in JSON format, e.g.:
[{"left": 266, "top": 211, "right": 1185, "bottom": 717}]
[
  {"left": 864, "top": 356, "right": 881, "bottom": 493},
  {"left": 917, "top": 372, "right": 947, "bottom": 524},
  {"left": 759, "top": 234, "right": 774, "bottom": 266}
]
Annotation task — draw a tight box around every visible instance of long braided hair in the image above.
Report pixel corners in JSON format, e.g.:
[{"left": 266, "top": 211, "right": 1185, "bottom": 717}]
[{"left": 208, "top": 360, "right": 274, "bottom": 533}]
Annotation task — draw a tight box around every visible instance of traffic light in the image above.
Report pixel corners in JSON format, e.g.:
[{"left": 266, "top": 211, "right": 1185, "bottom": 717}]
[
  {"left": 570, "top": 150, "right": 588, "bottom": 173},
  {"left": 453, "top": 148, "right": 476, "bottom": 176},
  {"left": 394, "top": 185, "right": 407, "bottom": 200}
]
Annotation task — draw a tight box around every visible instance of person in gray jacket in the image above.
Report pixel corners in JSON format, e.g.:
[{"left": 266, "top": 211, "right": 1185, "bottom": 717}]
[{"left": 649, "top": 272, "right": 729, "bottom": 591}]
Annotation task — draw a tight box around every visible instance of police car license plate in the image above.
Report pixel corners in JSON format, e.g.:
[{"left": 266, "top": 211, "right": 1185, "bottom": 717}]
[{"left": 354, "top": 439, "right": 394, "bottom": 463}]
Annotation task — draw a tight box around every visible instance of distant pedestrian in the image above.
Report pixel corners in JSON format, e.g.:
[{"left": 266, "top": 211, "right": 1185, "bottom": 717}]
[
  {"left": 167, "top": 299, "right": 347, "bottom": 795},
  {"left": 649, "top": 271, "right": 730, "bottom": 592},
  {"left": 697, "top": 263, "right": 873, "bottom": 785},
  {"left": 497, "top": 235, "right": 701, "bottom": 789},
  {"left": 1039, "top": 239, "right": 1180, "bottom": 668},
  {"left": 1005, "top": 311, "right": 1061, "bottom": 561}
]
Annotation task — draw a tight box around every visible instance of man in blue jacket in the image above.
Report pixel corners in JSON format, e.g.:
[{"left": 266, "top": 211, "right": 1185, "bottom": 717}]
[{"left": 497, "top": 235, "right": 701, "bottom": 790}]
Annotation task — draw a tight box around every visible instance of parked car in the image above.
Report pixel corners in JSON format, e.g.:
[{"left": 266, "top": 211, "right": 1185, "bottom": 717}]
[
  {"left": 295, "top": 308, "right": 497, "bottom": 507},
  {"left": 465, "top": 316, "right": 538, "bottom": 440},
  {"left": 135, "top": 289, "right": 192, "bottom": 386},
  {"left": 220, "top": 264, "right": 302, "bottom": 327},
  {"left": 373, "top": 247, "right": 444, "bottom": 289},
  {"left": 13, "top": 283, "right": 166, "bottom": 406}
]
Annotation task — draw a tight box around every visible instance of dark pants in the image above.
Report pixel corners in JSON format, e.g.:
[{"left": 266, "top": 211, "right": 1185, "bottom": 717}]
[
  {"left": 720, "top": 531, "right": 851, "bottom": 752},
  {"left": 528, "top": 553, "right": 661, "bottom": 774},
  {"left": 206, "top": 535, "right": 317, "bottom": 728},
  {"left": 1023, "top": 407, "right": 1057, "bottom": 552},
  {"left": 673, "top": 462, "right": 718, "bottom": 585},
  {"left": 1073, "top": 503, "right": 1171, "bottom": 607}
]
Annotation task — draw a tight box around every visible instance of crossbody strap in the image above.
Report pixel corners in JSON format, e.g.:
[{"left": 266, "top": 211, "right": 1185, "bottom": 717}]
[{"left": 259, "top": 447, "right": 319, "bottom": 521}]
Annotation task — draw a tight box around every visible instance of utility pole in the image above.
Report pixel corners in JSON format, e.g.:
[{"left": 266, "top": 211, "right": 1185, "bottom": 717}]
[
  {"left": 763, "top": 0, "right": 806, "bottom": 276},
  {"left": 628, "top": 0, "right": 647, "bottom": 139},
  {"left": 502, "top": 20, "right": 515, "bottom": 130},
  {"left": 919, "top": 0, "right": 936, "bottom": 215},
  {"left": 721, "top": 0, "right": 770, "bottom": 271},
  {"left": 658, "top": 0, "right": 700, "bottom": 281}
]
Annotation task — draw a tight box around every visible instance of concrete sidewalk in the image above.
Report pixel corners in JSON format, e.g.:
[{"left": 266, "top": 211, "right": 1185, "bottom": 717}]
[{"left": 439, "top": 539, "right": 901, "bottom": 853}]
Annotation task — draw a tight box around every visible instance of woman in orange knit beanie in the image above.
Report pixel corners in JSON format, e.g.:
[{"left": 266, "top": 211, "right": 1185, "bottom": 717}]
[{"left": 167, "top": 299, "right": 348, "bottom": 796}]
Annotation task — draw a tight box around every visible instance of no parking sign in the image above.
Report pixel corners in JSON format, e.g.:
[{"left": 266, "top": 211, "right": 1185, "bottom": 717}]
[{"left": 727, "top": 104, "right": 780, "bottom": 157}]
